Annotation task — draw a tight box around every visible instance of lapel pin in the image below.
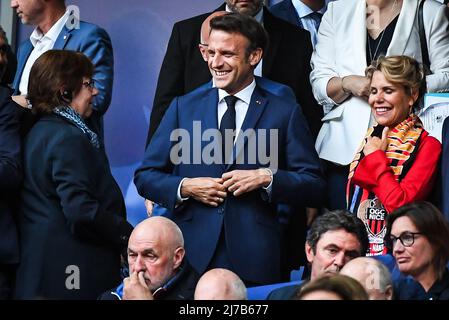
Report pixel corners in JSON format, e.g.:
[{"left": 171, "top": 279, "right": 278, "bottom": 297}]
[
  {"left": 63, "top": 35, "right": 67, "bottom": 40},
  {"left": 256, "top": 100, "right": 261, "bottom": 105}
]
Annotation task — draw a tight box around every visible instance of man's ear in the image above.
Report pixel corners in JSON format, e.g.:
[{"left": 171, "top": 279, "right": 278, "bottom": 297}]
[
  {"left": 198, "top": 44, "right": 208, "bottom": 62},
  {"left": 305, "top": 242, "right": 314, "bottom": 264},
  {"left": 173, "top": 247, "right": 185, "bottom": 270},
  {"left": 249, "top": 48, "right": 263, "bottom": 67}
]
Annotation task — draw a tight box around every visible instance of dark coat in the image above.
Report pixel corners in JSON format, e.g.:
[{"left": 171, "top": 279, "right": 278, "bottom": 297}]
[
  {"left": 147, "top": 4, "right": 322, "bottom": 145},
  {"left": 0, "top": 86, "right": 21, "bottom": 265},
  {"left": 14, "top": 114, "right": 133, "bottom": 299}
]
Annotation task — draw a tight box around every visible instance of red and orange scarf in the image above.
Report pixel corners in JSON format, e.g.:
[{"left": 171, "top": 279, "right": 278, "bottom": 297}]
[{"left": 347, "top": 115, "right": 423, "bottom": 256}]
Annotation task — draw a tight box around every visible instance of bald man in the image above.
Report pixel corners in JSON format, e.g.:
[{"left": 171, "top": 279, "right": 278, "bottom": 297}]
[
  {"left": 340, "top": 257, "right": 393, "bottom": 300},
  {"left": 194, "top": 268, "right": 247, "bottom": 300},
  {"left": 99, "top": 217, "right": 199, "bottom": 300}
]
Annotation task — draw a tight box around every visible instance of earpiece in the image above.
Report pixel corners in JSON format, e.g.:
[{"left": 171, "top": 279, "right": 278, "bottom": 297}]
[{"left": 61, "top": 90, "right": 72, "bottom": 102}]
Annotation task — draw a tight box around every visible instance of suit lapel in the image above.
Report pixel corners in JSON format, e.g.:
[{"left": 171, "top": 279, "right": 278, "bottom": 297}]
[
  {"left": 262, "top": 8, "right": 281, "bottom": 77},
  {"left": 54, "top": 26, "right": 72, "bottom": 49},
  {"left": 13, "top": 41, "right": 33, "bottom": 93},
  {"left": 225, "top": 86, "right": 268, "bottom": 171},
  {"left": 387, "top": 0, "right": 418, "bottom": 55},
  {"left": 285, "top": 0, "right": 301, "bottom": 27}
]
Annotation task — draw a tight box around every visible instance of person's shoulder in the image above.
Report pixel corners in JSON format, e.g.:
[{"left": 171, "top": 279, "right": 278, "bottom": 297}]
[
  {"left": 174, "top": 11, "right": 212, "bottom": 27},
  {"left": 265, "top": 9, "right": 307, "bottom": 34},
  {"left": 269, "top": 0, "right": 290, "bottom": 12},
  {"left": 75, "top": 21, "right": 110, "bottom": 38},
  {"left": 267, "top": 284, "right": 301, "bottom": 300}
]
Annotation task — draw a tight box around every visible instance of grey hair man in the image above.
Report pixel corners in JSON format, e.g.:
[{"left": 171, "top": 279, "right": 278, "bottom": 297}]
[
  {"left": 194, "top": 268, "right": 247, "bottom": 300},
  {"left": 340, "top": 257, "right": 394, "bottom": 300}
]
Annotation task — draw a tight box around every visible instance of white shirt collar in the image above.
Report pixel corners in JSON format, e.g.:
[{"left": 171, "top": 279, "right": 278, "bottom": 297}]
[
  {"left": 218, "top": 78, "right": 256, "bottom": 105},
  {"left": 292, "top": 0, "right": 329, "bottom": 19},
  {"left": 225, "top": 5, "right": 263, "bottom": 23},
  {"left": 30, "top": 10, "right": 70, "bottom": 47}
]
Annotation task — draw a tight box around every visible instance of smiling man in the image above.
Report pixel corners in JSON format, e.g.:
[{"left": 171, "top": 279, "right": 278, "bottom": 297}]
[{"left": 134, "top": 13, "right": 325, "bottom": 286}]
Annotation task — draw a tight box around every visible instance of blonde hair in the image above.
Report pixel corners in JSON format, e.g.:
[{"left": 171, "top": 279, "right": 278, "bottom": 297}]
[{"left": 365, "top": 55, "right": 426, "bottom": 109}]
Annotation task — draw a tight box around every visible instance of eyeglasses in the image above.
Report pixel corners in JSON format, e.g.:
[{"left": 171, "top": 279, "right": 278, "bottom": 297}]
[
  {"left": 385, "top": 232, "right": 423, "bottom": 250},
  {"left": 82, "top": 79, "right": 95, "bottom": 89}
]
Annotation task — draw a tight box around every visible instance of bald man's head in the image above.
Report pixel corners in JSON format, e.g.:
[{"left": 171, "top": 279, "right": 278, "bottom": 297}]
[
  {"left": 194, "top": 268, "right": 247, "bottom": 300},
  {"left": 340, "top": 257, "right": 393, "bottom": 300},
  {"left": 199, "top": 11, "right": 228, "bottom": 62},
  {"left": 200, "top": 11, "right": 229, "bottom": 45},
  {"left": 127, "top": 217, "right": 185, "bottom": 291}
]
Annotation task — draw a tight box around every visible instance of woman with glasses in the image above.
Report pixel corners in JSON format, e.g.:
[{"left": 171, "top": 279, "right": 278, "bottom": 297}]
[
  {"left": 385, "top": 202, "right": 449, "bottom": 300},
  {"left": 347, "top": 55, "right": 441, "bottom": 256},
  {"left": 14, "top": 50, "right": 133, "bottom": 300}
]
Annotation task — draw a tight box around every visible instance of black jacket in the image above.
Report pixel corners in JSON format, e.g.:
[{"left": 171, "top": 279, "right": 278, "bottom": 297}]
[
  {"left": 14, "top": 114, "right": 133, "bottom": 299},
  {"left": 0, "top": 86, "right": 21, "bottom": 266}
]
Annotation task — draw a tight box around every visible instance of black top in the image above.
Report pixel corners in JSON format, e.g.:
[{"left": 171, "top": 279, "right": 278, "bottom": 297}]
[
  {"left": 366, "top": 14, "right": 399, "bottom": 65},
  {"left": 395, "top": 269, "right": 449, "bottom": 300}
]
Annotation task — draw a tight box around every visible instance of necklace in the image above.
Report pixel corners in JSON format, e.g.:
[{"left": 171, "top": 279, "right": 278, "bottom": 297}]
[
  {"left": 367, "top": 0, "right": 399, "bottom": 62},
  {"left": 368, "top": 28, "right": 386, "bottom": 62}
]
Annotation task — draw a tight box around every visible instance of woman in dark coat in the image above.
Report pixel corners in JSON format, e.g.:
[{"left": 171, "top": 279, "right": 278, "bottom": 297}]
[{"left": 14, "top": 50, "right": 133, "bottom": 300}]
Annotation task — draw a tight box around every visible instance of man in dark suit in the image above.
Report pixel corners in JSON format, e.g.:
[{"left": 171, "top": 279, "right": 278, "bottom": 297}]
[
  {"left": 10, "top": 0, "right": 113, "bottom": 135},
  {"left": 147, "top": 0, "right": 322, "bottom": 145},
  {"left": 135, "top": 13, "right": 325, "bottom": 286},
  {"left": 269, "top": 0, "right": 330, "bottom": 47},
  {"left": 0, "top": 84, "right": 21, "bottom": 300}
]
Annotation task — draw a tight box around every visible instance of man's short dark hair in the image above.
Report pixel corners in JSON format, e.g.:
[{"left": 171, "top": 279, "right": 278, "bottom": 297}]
[
  {"left": 307, "top": 210, "right": 369, "bottom": 256},
  {"left": 209, "top": 13, "right": 268, "bottom": 58}
]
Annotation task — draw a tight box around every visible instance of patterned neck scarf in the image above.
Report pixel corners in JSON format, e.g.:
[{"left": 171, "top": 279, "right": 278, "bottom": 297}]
[
  {"left": 347, "top": 114, "right": 423, "bottom": 256},
  {"left": 53, "top": 106, "right": 100, "bottom": 149}
]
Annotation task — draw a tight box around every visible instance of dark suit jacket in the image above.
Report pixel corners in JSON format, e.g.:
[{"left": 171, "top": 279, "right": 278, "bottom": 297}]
[
  {"left": 442, "top": 117, "right": 449, "bottom": 221},
  {"left": 0, "top": 86, "right": 21, "bottom": 265},
  {"left": 147, "top": 4, "right": 322, "bottom": 145},
  {"left": 269, "top": 0, "right": 302, "bottom": 27},
  {"left": 13, "top": 21, "right": 114, "bottom": 135},
  {"left": 14, "top": 114, "right": 133, "bottom": 299},
  {"left": 135, "top": 84, "right": 325, "bottom": 284}
]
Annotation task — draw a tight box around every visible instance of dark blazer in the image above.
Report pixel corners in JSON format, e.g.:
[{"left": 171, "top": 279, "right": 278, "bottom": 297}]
[
  {"left": 135, "top": 84, "right": 325, "bottom": 284},
  {"left": 13, "top": 21, "right": 114, "bottom": 135},
  {"left": 442, "top": 117, "right": 449, "bottom": 221},
  {"left": 269, "top": 0, "right": 302, "bottom": 27},
  {"left": 0, "top": 86, "right": 21, "bottom": 265},
  {"left": 14, "top": 114, "right": 133, "bottom": 300},
  {"left": 147, "top": 4, "right": 322, "bottom": 145},
  {"left": 267, "top": 283, "right": 302, "bottom": 300}
]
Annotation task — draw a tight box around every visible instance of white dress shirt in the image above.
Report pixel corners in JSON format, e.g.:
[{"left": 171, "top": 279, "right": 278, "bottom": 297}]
[{"left": 19, "top": 10, "right": 70, "bottom": 95}]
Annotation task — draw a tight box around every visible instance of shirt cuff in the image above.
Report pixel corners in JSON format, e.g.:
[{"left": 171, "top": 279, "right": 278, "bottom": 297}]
[
  {"left": 262, "top": 168, "right": 273, "bottom": 199},
  {"left": 176, "top": 178, "right": 190, "bottom": 204}
]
